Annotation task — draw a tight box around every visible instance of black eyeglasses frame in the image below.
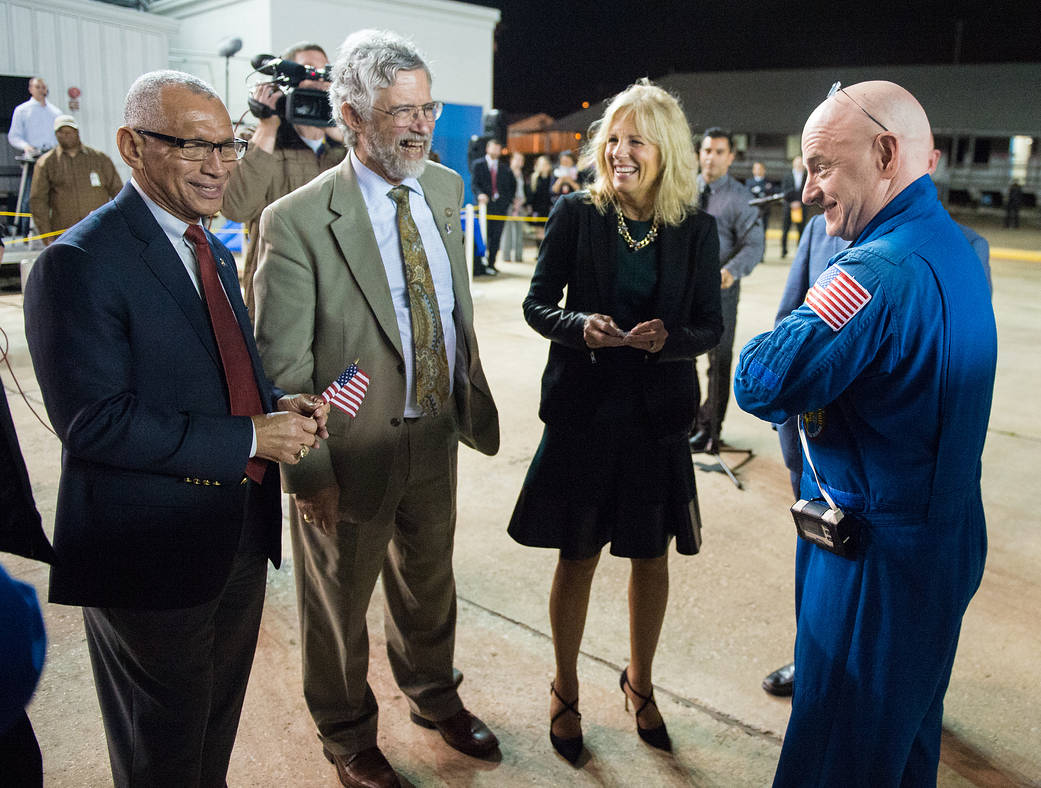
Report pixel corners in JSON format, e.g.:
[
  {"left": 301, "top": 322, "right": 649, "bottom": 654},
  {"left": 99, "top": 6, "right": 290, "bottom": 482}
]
[{"left": 134, "top": 129, "right": 248, "bottom": 161}]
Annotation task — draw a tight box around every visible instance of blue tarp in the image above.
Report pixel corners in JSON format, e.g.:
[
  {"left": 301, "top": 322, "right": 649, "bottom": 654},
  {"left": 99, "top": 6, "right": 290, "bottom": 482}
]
[{"left": 213, "top": 221, "right": 243, "bottom": 253}]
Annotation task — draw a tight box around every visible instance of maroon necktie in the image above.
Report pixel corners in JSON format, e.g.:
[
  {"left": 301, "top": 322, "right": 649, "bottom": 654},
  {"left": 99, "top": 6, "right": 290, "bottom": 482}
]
[
  {"left": 490, "top": 161, "right": 498, "bottom": 198},
  {"left": 184, "top": 224, "right": 267, "bottom": 483}
]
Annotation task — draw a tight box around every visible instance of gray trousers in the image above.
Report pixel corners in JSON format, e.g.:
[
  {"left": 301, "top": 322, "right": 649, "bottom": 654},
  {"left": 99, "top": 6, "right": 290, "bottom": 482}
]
[
  {"left": 501, "top": 215, "right": 525, "bottom": 262},
  {"left": 695, "top": 280, "right": 740, "bottom": 438},
  {"left": 83, "top": 547, "right": 268, "bottom": 788},
  {"left": 292, "top": 408, "right": 463, "bottom": 757}
]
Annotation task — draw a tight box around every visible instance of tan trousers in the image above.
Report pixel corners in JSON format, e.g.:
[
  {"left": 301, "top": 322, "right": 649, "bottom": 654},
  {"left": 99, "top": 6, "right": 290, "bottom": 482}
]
[{"left": 290, "top": 408, "right": 463, "bottom": 756}]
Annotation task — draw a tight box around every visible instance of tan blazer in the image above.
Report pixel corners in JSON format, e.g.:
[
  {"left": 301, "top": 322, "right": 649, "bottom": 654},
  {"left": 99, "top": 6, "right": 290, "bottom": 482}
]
[{"left": 253, "top": 158, "right": 499, "bottom": 523}]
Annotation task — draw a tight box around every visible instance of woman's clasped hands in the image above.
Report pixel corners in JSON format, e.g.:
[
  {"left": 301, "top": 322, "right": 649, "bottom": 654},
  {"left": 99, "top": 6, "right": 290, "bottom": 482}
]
[{"left": 583, "top": 314, "right": 668, "bottom": 353}]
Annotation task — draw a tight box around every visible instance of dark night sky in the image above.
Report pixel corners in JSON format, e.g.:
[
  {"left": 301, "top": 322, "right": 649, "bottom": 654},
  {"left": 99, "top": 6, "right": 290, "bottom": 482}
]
[{"left": 465, "top": 0, "right": 1041, "bottom": 119}]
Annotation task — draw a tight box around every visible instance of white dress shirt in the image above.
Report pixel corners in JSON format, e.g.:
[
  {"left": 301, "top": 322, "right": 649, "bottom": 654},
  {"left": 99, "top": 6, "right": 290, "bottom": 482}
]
[{"left": 350, "top": 150, "right": 457, "bottom": 418}]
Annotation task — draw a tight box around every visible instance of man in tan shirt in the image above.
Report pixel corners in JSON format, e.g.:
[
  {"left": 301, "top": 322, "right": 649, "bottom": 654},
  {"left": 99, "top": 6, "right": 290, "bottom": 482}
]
[{"left": 30, "top": 115, "right": 122, "bottom": 245}]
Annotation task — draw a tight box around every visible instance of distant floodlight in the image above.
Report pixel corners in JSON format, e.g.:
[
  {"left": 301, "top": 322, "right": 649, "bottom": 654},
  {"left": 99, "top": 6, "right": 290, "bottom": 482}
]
[{"left": 217, "top": 37, "right": 243, "bottom": 104}]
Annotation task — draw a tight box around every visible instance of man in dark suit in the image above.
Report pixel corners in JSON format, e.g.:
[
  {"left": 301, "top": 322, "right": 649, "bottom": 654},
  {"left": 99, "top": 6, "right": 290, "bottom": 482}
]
[
  {"left": 781, "top": 155, "right": 807, "bottom": 256},
  {"left": 746, "top": 160, "right": 776, "bottom": 236},
  {"left": 24, "top": 70, "right": 327, "bottom": 787},
  {"left": 470, "top": 138, "right": 516, "bottom": 275}
]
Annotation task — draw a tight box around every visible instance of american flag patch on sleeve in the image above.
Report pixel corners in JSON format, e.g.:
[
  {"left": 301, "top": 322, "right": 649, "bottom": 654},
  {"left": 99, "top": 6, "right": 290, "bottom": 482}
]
[{"left": 804, "top": 266, "right": 872, "bottom": 331}]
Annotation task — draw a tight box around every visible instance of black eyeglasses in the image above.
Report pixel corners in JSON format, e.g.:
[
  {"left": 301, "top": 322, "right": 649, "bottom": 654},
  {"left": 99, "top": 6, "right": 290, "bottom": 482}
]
[
  {"left": 827, "top": 82, "right": 889, "bottom": 132},
  {"left": 371, "top": 101, "right": 443, "bottom": 127},
  {"left": 134, "top": 129, "right": 248, "bottom": 161}
]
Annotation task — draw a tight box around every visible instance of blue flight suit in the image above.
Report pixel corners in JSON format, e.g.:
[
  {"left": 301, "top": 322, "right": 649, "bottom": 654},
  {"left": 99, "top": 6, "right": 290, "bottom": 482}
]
[
  {"left": 734, "top": 175, "right": 997, "bottom": 787},
  {"left": 774, "top": 214, "right": 849, "bottom": 496}
]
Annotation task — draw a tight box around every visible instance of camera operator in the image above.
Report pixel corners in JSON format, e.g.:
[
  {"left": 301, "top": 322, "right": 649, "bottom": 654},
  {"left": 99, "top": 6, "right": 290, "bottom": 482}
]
[{"left": 223, "top": 41, "right": 346, "bottom": 321}]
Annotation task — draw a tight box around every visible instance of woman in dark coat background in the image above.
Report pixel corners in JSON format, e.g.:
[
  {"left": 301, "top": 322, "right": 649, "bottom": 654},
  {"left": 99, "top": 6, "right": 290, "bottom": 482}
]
[
  {"left": 508, "top": 79, "right": 723, "bottom": 763},
  {"left": 527, "top": 154, "right": 554, "bottom": 244}
]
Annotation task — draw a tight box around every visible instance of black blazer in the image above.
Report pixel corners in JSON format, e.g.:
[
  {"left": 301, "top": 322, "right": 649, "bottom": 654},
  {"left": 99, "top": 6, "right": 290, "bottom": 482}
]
[
  {"left": 782, "top": 170, "right": 808, "bottom": 221},
  {"left": 0, "top": 386, "right": 55, "bottom": 563},
  {"left": 24, "top": 184, "right": 283, "bottom": 609},
  {"left": 523, "top": 193, "right": 723, "bottom": 436},
  {"left": 471, "top": 157, "right": 517, "bottom": 210}
]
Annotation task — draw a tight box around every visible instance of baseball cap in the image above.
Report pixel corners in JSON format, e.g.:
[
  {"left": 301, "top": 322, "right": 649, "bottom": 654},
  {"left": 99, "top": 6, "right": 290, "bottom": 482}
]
[{"left": 54, "top": 114, "right": 78, "bottom": 131}]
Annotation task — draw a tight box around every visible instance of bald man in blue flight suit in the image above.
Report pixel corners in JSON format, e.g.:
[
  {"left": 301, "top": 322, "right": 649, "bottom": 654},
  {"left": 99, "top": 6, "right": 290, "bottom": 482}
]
[{"left": 734, "top": 81, "right": 997, "bottom": 787}]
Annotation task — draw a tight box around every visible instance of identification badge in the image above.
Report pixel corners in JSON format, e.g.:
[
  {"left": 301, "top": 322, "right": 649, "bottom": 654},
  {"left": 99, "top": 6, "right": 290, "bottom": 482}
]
[{"left": 90, "top": 171, "right": 101, "bottom": 187}]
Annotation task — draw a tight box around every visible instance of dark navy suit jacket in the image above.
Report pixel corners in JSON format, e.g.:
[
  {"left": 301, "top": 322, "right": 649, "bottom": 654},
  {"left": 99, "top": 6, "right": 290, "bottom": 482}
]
[
  {"left": 24, "top": 183, "right": 283, "bottom": 609},
  {"left": 471, "top": 156, "right": 516, "bottom": 211}
]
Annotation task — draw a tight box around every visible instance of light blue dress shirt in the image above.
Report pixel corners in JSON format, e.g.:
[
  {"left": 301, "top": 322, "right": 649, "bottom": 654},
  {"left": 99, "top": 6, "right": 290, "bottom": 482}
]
[
  {"left": 7, "top": 98, "right": 62, "bottom": 152},
  {"left": 351, "top": 150, "right": 457, "bottom": 418}
]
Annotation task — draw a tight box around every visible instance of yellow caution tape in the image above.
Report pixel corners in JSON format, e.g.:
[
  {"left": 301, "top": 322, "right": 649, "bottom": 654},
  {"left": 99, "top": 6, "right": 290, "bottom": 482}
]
[
  {"left": 470, "top": 214, "right": 548, "bottom": 222},
  {"left": 989, "top": 247, "right": 1041, "bottom": 263},
  {"left": 1, "top": 211, "right": 32, "bottom": 217},
  {"left": 5, "top": 230, "right": 66, "bottom": 244}
]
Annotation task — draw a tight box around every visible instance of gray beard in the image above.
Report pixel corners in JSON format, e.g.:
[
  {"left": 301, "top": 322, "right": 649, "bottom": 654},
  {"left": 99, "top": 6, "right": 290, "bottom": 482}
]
[{"left": 366, "top": 128, "right": 430, "bottom": 181}]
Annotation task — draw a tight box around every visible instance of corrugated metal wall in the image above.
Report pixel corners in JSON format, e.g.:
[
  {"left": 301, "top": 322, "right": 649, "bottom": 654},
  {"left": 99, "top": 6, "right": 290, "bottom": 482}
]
[{"left": 1, "top": 0, "right": 178, "bottom": 180}]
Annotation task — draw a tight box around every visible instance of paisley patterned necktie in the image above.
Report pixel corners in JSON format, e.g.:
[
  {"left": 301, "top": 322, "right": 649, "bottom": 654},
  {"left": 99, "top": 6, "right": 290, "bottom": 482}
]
[{"left": 388, "top": 185, "right": 450, "bottom": 416}]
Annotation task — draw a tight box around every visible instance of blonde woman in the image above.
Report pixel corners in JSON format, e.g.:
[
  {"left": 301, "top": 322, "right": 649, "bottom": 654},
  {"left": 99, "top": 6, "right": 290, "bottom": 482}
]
[
  {"left": 528, "top": 154, "right": 554, "bottom": 242},
  {"left": 508, "top": 79, "right": 723, "bottom": 763},
  {"left": 502, "top": 150, "right": 528, "bottom": 261}
]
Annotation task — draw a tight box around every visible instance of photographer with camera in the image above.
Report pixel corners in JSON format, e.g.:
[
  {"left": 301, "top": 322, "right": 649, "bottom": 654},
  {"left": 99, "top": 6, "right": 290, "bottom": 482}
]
[{"left": 224, "top": 41, "right": 346, "bottom": 321}]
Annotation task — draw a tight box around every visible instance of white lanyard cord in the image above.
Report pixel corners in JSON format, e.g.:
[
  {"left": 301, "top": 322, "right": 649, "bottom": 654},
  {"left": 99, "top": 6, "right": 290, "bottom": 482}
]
[{"left": 798, "top": 417, "right": 839, "bottom": 510}]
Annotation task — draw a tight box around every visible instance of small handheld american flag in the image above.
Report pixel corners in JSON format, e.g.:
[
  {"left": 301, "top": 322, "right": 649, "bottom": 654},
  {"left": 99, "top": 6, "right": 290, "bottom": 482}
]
[{"left": 320, "top": 361, "right": 370, "bottom": 417}]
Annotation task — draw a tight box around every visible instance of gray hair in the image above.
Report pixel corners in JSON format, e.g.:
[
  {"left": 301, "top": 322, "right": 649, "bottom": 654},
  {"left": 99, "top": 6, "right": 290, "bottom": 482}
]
[
  {"left": 124, "top": 70, "right": 222, "bottom": 129},
  {"left": 328, "top": 29, "right": 431, "bottom": 146}
]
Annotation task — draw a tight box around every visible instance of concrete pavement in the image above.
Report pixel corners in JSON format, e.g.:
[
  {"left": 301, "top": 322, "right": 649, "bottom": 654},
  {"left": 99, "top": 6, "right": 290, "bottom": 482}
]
[{"left": 1, "top": 213, "right": 1038, "bottom": 786}]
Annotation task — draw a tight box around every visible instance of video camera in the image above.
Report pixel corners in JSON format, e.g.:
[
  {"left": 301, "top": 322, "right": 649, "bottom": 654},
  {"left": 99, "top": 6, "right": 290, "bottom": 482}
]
[{"left": 248, "top": 53, "right": 334, "bottom": 127}]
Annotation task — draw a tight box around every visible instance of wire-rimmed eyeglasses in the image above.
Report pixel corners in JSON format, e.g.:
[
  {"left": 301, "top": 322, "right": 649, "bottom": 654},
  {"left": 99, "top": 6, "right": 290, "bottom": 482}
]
[
  {"left": 827, "top": 82, "right": 889, "bottom": 132},
  {"left": 135, "top": 129, "right": 248, "bottom": 161},
  {"left": 371, "top": 101, "right": 444, "bottom": 127}
]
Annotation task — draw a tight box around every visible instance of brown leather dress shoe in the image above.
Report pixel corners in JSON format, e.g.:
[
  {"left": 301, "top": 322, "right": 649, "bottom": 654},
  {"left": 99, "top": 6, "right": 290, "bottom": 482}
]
[
  {"left": 410, "top": 707, "right": 500, "bottom": 757},
  {"left": 323, "top": 746, "right": 401, "bottom": 788}
]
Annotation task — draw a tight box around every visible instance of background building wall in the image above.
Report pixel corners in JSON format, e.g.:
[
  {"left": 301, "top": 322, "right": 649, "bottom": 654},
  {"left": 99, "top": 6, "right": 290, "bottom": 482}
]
[
  {"left": 1, "top": 0, "right": 177, "bottom": 188},
  {"left": 153, "top": 0, "right": 499, "bottom": 160}
]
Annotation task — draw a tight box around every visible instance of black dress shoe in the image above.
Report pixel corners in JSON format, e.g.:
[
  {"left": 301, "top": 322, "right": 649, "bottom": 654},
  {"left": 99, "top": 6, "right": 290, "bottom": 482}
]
[
  {"left": 410, "top": 708, "right": 500, "bottom": 757},
  {"left": 688, "top": 429, "right": 710, "bottom": 453},
  {"left": 323, "top": 746, "right": 401, "bottom": 788},
  {"left": 762, "top": 661, "right": 795, "bottom": 697},
  {"left": 474, "top": 265, "right": 498, "bottom": 277}
]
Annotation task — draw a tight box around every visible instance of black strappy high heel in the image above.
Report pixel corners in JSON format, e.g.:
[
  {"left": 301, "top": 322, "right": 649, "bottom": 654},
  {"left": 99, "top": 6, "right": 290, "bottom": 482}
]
[
  {"left": 619, "top": 667, "right": 671, "bottom": 752},
  {"left": 549, "top": 683, "right": 583, "bottom": 764}
]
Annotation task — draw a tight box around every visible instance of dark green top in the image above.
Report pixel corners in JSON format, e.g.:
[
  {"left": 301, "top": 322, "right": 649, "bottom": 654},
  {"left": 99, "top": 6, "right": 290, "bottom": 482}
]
[{"left": 613, "top": 216, "right": 659, "bottom": 330}]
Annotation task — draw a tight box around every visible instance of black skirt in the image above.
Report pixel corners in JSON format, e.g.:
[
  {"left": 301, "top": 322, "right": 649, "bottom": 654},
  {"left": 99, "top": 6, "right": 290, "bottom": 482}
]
[{"left": 507, "top": 397, "right": 703, "bottom": 560}]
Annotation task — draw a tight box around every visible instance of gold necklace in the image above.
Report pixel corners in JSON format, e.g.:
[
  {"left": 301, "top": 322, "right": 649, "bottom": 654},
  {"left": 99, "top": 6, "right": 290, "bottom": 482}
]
[{"left": 616, "top": 211, "right": 660, "bottom": 251}]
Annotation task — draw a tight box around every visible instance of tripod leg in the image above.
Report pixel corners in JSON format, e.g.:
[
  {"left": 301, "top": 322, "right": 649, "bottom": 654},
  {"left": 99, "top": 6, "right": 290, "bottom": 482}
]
[{"left": 714, "top": 452, "right": 744, "bottom": 489}]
